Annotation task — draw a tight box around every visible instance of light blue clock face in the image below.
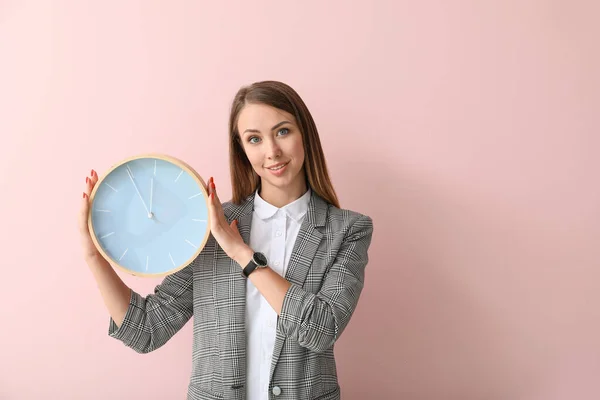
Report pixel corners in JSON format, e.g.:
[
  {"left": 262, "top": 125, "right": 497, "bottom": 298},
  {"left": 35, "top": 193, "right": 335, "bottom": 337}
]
[{"left": 90, "top": 156, "right": 210, "bottom": 276}]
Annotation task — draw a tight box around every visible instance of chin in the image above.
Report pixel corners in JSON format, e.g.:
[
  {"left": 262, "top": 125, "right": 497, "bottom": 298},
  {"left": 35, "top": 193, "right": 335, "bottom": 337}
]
[
  {"left": 260, "top": 165, "right": 304, "bottom": 189},
  {"left": 262, "top": 176, "right": 293, "bottom": 188}
]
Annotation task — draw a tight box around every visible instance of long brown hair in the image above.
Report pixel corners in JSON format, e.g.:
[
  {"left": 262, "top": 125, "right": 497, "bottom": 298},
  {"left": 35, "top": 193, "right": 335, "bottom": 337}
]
[{"left": 228, "top": 80, "right": 340, "bottom": 208}]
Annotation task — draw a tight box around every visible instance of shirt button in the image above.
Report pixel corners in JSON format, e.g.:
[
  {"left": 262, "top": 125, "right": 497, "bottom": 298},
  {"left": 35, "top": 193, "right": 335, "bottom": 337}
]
[
  {"left": 275, "top": 231, "right": 282, "bottom": 237},
  {"left": 272, "top": 386, "right": 282, "bottom": 396},
  {"left": 274, "top": 261, "right": 280, "bottom": 266}
]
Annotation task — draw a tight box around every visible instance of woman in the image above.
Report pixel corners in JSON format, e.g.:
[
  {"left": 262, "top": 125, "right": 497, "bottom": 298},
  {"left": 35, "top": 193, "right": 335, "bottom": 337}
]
[{"left": 79, "top": 80, "right": 374, "bottom": 400}]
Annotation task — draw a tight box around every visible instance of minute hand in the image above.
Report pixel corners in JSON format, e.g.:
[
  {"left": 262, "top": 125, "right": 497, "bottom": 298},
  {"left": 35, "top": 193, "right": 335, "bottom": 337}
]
[
  {"left": 150, "top": 177, "right": 154, "bottom": 214},
  {"left": 126, "top": 166, "right": 152, "bottom": 218}
]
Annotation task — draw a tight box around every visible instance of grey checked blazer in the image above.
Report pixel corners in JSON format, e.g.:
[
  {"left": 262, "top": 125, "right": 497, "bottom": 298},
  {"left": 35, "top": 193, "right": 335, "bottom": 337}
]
[{"left": 108, "top": 189, "right": 374, "bottom": 400}]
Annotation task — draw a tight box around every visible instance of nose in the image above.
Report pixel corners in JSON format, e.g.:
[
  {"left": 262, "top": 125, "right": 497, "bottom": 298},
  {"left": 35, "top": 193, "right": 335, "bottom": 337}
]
[{"left": 266, "top": 138, "right": 282, "bottom": 159}]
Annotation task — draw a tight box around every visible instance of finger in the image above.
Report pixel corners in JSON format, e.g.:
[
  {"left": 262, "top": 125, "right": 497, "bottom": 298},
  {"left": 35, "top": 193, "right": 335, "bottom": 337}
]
[
  {"left": 210, "top": 178, "right": 223, "bottom": 211},
  {"left": 209, "top": 200, "right": 226, "bottom": 229},
  {"left": 230, "top": 219, "right": 242, "bottom": 238},
  {"left": 211, "top": 182, "right": 217, "bottom": 202},
  {"left": 90, "top": 169, "right": 99, "bottom": 185},
  {"left": 79, "top": 191, "right": 90, "bottom": 232},
  {"left": 202, "top": 176, "right": 210, "bottom": 193},
  {"left": 208, "top": 177, "right": 215, "bottom": 197},
  {"left": 84, "top": 175, "right": 94, "bottom": 197},
  {"left": 207, "top": 178, "right": 215, "bottom": 209},
  {"left": 80, "top": 170, "right": 95, "bottom": 231},
  {"left": 208, "top": 193, "right": 218, "bottom": 220},
  {"left": 207, "top": 189, "right": 222, "bottom": 230},
  {"left": 209, "top": 185, "right": 229, "bottom": 235},
  {"left": 81, "top": 191, "right": 89, "bottom": 210}
]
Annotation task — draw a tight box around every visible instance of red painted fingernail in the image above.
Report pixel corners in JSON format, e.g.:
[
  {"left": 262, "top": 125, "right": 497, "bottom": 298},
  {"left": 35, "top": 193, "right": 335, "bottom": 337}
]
[
  {"left": 83, "top": 192, "right": 87, "bottom": 199},
  {"left": 211, "top": 183, "right": 215, "bottom": 190},
  {"left": 86, "top": 177, "right": 89, "bottom": 184},
  {"left": 91, "top": 169, "right": 95, "bottom": 176}
]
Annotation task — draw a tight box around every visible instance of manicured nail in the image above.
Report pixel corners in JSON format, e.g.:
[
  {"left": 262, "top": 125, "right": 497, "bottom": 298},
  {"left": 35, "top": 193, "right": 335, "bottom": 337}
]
[
  {"left": 83, "top": 192, "right": 87, "bottom": 199},
  {"left": 86, "top": 177, "right": 89, "bottom": 184},
  {"left": 91, "top": 169, "right": 95, "bottom": 176},
  {"left": 211, "top": 183, "right": 215, "bottom": 190}
]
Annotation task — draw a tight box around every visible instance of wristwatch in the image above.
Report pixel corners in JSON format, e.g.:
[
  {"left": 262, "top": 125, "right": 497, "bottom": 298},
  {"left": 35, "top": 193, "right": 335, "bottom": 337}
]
[{"left": 242, "top": 251, "right": 268, "bottom": 278}]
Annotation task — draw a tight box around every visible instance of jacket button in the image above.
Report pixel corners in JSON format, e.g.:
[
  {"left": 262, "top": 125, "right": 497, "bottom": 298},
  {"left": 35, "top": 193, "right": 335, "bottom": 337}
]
[{"left": 272, "top": 386, "right": 282, "bottom": 396}]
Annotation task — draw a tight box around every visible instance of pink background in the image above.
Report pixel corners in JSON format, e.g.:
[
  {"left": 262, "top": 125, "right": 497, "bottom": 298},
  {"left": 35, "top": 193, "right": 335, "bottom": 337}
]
[{"left": 1, "top": 1, "right": 599, "bottom": 399}]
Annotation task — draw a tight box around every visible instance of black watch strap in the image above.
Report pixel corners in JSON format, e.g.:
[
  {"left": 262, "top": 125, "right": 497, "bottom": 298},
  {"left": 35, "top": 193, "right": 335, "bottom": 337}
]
[{"left": 242, "top": 261, "right": 259, "bottom": 278}]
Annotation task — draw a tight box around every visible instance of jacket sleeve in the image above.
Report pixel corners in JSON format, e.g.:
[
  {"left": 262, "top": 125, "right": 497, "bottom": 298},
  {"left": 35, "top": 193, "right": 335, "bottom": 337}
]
[
  {"left": 107, "top": 262, "right": 194, "bottom": 354},
  {"left": 278, "top": 214, "right": 374, "bottom": 353}
]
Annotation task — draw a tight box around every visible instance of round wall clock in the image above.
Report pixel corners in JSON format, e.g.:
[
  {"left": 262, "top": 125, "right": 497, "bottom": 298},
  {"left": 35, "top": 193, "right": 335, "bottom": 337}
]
[{"left": 88, "top": 153, "right": 211, "bottom": 277}]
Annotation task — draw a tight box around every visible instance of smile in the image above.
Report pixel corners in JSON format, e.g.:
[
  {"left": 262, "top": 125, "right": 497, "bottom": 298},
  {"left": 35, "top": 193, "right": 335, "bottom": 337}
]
[{"left": 266, "top": 161, "right": 289, "bottom": 171}]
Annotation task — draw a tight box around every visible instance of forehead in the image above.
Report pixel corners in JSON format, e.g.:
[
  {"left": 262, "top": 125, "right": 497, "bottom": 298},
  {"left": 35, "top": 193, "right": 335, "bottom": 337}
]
[{"left": 237, "top": 103, "right": 296, "bottom": 130}]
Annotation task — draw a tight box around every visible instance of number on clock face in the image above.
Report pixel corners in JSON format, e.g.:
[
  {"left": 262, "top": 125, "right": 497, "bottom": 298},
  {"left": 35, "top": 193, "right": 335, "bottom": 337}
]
[{"left": 89, "top": 156, "right": 210, "bottom": 276}]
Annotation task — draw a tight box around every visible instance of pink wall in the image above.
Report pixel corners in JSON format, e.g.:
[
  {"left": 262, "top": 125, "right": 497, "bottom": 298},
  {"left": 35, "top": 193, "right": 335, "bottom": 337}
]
[{"left": 1, "top": 1, "right": 598, "bottom": 399}]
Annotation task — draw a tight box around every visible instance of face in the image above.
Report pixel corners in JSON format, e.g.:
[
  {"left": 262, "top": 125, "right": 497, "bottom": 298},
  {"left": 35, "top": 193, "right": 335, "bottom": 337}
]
[{"left": 237, "top": 103, "right": 306, "bottom": 196}]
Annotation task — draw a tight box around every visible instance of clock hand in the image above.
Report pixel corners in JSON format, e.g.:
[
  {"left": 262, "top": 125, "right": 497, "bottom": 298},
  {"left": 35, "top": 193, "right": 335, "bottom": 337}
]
[
  {"left": 150, "top": 177, "right": 154, "bottom": 214},
  {"left": 126, "top": 166, "right": 153, "bottom": 218}
]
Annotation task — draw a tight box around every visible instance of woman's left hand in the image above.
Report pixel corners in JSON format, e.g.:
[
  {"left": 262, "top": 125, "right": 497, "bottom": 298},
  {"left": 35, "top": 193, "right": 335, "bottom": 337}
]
[{"left": 206, "top": 176, "right": 250, "bottom": 262}]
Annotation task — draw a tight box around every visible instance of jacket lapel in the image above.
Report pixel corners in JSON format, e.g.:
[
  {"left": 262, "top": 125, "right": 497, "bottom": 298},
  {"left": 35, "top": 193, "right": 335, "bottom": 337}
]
[
  {"left": 212, "top": 192, "right": 255, "bottom": 391},
  {"left": 270, "top": 190, "right": 328, "bottom": 380}
]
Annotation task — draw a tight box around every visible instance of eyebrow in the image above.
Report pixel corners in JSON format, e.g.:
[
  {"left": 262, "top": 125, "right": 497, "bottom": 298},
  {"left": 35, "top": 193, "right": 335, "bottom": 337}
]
[{"left": 242, "top": 120, "right": 291, "bottom": 135}]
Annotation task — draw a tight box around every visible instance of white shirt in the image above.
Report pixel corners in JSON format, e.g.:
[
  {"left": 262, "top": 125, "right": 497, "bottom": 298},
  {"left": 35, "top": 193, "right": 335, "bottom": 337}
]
[{"left": 245, "top": 188, "right": 311, "bottom": 400}]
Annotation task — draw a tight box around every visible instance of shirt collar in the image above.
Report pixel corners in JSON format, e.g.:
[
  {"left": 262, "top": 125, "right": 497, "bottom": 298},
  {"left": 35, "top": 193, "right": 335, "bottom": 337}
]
[{"left": 253, "top": 187, "right": 312, "bottom": 223}]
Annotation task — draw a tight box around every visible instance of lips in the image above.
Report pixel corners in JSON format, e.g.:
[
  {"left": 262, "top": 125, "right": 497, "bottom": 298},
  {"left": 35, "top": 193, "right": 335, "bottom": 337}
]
[{"left": 265, "top": 161, "right": 290, "bottom": 170}]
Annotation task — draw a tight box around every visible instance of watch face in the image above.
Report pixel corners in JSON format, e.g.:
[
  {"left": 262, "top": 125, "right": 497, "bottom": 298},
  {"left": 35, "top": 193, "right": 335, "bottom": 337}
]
[
  {"left": 254, "top": 252, "right": 268, "bottom": 267},
  {"left": 88, "top": 154, "right": 211, "bottom": 277}
]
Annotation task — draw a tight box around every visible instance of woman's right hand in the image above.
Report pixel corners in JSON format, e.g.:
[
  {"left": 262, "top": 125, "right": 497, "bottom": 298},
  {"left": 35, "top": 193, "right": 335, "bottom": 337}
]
[{"left": 79, "top": 169, "right": 102, "bottom": 261}]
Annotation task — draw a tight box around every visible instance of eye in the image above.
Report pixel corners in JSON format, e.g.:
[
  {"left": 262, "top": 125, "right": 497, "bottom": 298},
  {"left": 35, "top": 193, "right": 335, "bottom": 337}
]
[
  {"left": 248, "top": 136, "right": 261, "bottom": 144},
  {"left": 277, "top": 128, "right": 290, "bottom": 136}
]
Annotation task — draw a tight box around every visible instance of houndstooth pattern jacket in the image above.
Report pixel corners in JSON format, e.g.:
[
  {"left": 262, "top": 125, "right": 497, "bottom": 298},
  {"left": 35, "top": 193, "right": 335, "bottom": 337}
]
[{"left": 108, "top": 189, "right": 374, "bottom": 400}]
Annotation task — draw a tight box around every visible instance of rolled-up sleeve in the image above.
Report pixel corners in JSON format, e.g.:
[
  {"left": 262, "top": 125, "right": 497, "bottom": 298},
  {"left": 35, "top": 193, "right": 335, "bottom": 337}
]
[
  {"left": 278, "top": 215, "right": 374, "bottom": 353},
  {"left": 108, "top": 263, "right": 194, "bottom": 354}
]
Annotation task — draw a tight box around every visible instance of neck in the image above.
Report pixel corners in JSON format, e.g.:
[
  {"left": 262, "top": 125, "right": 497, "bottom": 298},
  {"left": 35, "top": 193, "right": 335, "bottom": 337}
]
[{"left": 259, "top": 179, "right": 308, "bottom": 208}]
